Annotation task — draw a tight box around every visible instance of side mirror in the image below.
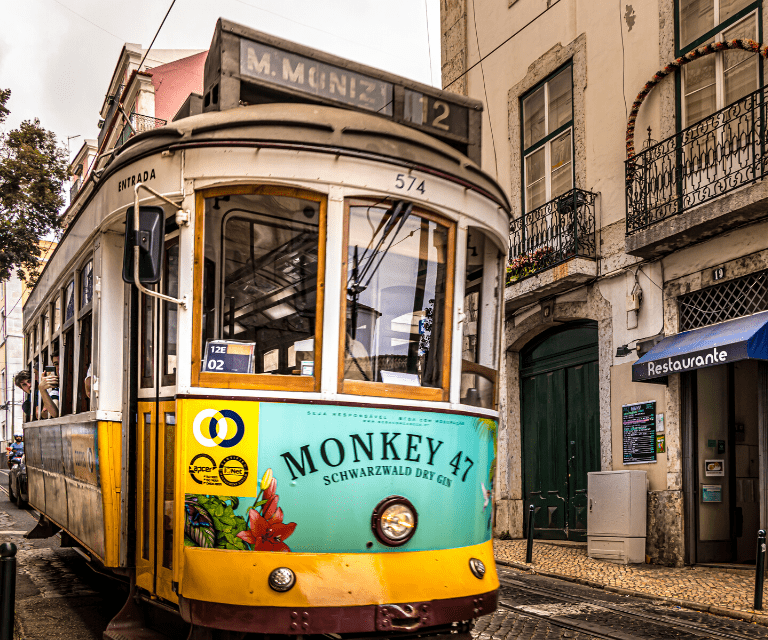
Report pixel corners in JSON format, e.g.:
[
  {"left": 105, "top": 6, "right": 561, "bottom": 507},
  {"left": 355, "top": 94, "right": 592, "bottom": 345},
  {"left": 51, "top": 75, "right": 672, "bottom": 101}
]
[{"left": 122, "top": 206, "right": 165, "bottom": 284}]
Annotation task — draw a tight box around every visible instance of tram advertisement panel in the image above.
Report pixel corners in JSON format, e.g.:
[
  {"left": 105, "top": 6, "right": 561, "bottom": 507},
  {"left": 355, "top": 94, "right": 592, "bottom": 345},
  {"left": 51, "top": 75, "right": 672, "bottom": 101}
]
[{"left": 182, "top": 400, "right": 496, "bottom": 554}]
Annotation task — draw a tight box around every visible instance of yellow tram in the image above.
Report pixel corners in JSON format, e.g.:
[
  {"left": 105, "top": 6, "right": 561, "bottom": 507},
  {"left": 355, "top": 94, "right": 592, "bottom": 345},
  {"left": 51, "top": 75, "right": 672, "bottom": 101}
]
[{"left": 21, "top": 19, "right": 510, "bottom": 639}]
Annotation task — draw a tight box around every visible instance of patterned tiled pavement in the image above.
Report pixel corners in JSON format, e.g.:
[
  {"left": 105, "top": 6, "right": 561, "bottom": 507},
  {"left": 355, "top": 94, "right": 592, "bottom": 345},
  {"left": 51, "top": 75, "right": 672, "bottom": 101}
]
[{"left": 494, "top": 538, "right": 762, "bottom": 617}]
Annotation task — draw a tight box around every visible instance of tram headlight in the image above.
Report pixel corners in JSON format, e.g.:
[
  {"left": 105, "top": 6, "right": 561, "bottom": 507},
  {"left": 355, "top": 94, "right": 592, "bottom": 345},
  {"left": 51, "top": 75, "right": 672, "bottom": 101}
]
[
  {"left": 371, "top": 496, "right": 418, "bottom": 546},
  {"left": 268, "top": 567, "right": 296, "bottom": 592},
  {"left": 469, "top": 558, "right": 486, "bottom": 579}
]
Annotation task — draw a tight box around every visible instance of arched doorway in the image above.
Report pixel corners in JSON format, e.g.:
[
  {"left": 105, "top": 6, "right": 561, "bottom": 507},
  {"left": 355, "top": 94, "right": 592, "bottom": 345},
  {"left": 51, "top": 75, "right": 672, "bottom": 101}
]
[{"left": 521, "top": 322, "right": 600, "bottom": 541}]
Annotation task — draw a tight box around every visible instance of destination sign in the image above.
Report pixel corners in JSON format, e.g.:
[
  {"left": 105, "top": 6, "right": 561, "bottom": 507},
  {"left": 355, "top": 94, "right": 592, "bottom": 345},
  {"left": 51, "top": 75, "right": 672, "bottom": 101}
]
[{"left": 240, "top": 39, "right": 393, "bottom": 116}]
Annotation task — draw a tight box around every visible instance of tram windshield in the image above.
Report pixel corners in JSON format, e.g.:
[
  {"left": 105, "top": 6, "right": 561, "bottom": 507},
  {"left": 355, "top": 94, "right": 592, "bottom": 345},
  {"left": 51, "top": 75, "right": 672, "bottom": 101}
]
[
  {"left": 343, "top": 202, "right": 451, "bottom": 390},
  {"left": 201, "top": 192, "right": 321, "bottom": 377}
]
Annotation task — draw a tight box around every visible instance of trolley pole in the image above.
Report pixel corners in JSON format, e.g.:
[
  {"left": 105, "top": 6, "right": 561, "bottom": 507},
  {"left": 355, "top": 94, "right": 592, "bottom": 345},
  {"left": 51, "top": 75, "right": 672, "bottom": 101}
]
[
  {"left": 525, "top": 504, "right": 535, "bottom": 564},
  {"left": 755, "top": 530, "right": 766, "bottom": 611},
  {"left": 0, "top": 542, "right": 17, "bottom": 640}
]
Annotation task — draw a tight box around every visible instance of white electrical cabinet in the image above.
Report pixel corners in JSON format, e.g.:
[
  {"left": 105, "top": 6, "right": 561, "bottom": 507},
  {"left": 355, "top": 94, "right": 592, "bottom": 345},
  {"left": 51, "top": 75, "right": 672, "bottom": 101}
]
[{"left": 587, "top": 470, "right": 647, "bottom": 564}]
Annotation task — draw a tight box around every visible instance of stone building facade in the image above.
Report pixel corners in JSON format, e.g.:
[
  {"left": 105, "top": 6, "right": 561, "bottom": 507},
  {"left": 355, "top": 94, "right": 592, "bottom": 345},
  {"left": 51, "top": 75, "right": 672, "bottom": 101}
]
[{"left": 442, "top": 0, "right": 768, "bottom": 566}]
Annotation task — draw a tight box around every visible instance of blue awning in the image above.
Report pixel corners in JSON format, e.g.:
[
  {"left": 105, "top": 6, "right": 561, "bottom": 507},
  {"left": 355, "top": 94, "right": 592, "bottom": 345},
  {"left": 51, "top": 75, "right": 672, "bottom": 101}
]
[{"left": 633, "top": 311, "right": 768, "bottom": 382}]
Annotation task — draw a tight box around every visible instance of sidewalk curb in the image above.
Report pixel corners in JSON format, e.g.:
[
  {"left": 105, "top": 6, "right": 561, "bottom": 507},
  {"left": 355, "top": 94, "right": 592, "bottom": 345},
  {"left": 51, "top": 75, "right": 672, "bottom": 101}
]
[{"left": 496, "top": 559, "right": 768, "bottom": 627}]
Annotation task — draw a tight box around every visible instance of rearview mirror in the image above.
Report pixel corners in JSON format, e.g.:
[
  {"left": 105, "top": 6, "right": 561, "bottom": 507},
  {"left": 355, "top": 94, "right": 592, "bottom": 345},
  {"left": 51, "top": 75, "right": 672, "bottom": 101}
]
[{"left": 122, "top": 206, "right": 165, "bottom": 284}]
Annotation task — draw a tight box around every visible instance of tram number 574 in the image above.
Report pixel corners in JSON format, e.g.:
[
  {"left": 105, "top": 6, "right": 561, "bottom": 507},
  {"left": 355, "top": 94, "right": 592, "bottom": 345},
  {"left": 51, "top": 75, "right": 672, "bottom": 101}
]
[{"left": 395, "top": 174, "right": 425, "bottom": 194}]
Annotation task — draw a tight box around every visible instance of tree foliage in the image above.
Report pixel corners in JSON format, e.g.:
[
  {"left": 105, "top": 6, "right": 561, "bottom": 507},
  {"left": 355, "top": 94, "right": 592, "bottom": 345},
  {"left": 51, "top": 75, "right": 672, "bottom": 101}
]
[{"left": 0, "top": 89, "right": 67, "bottom": 284}]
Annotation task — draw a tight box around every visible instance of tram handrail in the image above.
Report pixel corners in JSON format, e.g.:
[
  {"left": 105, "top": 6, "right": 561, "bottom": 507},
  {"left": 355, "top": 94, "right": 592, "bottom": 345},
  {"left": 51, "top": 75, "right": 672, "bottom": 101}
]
[{"left": 132, "top": 182, "right": 189, "bottom": 309}]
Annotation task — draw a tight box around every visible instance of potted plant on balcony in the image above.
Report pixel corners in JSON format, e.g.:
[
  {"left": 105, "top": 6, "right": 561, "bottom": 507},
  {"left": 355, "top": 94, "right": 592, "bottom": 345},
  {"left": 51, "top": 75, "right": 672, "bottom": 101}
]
[{"left": 506, "top": 246, "right": 555, "bottom": 284}]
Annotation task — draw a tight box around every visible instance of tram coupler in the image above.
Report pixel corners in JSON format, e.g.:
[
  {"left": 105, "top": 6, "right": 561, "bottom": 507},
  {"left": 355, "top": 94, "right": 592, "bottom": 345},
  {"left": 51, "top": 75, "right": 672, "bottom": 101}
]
[
  {"left": 0, "top": 542, "right": 17, "bottom": 640},
  {"left": 24, "top": 513, "right": 61, "bottom": 539},
  {"left": 755, "top": 529, "right": 766, "bottom": 610}
]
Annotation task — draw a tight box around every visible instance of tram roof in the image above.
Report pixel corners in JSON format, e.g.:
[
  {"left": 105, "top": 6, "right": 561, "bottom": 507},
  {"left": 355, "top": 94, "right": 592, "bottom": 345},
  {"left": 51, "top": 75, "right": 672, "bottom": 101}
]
[
  {"left": 26, "top": 103, "right": 510, "bottom": 319},
  {"left": 108, "top": 102, "right": 510, "bottom": 210}
]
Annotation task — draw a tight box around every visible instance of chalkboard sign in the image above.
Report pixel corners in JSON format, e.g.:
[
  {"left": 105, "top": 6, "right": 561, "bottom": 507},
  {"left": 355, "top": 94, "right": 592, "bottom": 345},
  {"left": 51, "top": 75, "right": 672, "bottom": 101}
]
[
  {"left": 203, "top": 341, "right": 255, "bottom": 374},
  {"left": 622, "top": 401, "right": 657, "bottom": 464}
]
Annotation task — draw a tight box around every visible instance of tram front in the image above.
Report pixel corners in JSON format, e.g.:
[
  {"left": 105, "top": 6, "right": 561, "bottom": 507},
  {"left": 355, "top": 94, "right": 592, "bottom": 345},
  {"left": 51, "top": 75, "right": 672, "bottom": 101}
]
[{"left": 115, "top": 19, "right": 512, "bottom": 640}]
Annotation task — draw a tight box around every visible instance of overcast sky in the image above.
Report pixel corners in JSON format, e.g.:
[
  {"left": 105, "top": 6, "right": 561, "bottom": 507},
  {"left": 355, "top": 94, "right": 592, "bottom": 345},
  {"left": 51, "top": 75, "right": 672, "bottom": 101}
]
[{"left": 0, "top": 0, "right": 441, "bottom": 159}]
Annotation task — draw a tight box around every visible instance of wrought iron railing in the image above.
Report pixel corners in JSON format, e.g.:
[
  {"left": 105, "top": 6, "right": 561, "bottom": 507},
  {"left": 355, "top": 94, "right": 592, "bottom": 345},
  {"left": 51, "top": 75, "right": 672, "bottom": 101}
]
[
  {"left": 626, "top": 86, "right": 767, "bottom": 235},
  {"left": 507, "top": 188, "right": 597, "bottom": 284},
  {"left": 116, "top": 113, "right": 167, "bottom": 148}
]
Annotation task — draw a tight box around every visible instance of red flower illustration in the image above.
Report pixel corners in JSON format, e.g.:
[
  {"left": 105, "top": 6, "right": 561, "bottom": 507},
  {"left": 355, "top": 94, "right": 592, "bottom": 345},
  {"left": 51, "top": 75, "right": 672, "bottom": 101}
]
[{"left": 236, "top": 505, "right": 297, "bottom": 552}]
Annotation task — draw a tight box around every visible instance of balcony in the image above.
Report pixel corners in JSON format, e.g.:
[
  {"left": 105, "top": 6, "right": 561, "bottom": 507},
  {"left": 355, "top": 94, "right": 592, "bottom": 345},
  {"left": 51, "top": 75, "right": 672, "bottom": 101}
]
[
  {"left": 505, "top": 188, "right": 597, "bottom": 311},
  {"left": 116, "top": 113, "right": 167, "bottom": 149},
  {"left": 626, "top": 86, "right": 768, "bottom": 258}
]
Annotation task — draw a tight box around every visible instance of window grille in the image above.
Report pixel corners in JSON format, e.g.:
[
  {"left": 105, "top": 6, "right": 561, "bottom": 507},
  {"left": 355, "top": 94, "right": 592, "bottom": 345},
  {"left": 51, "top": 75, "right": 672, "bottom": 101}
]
[{"left": 678, "top": 269, "right": 768, "bottom": 331}]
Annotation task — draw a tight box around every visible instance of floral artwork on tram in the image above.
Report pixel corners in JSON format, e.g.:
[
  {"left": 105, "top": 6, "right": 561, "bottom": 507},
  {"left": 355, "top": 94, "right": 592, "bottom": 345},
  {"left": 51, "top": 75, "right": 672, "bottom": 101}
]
[
  {"left": 181, "top": 400, "right": 496, "bottom": 553},
  {"left": 184, "top": 469, "right": 297, "bottom": 551}
]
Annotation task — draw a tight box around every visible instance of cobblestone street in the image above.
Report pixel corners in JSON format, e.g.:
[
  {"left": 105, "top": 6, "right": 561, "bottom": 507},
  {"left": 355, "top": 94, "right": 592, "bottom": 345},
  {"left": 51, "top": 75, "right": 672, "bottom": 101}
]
[
  {"left": 4, "top": 475, "right": 768, "bottom": 640},
  {"left": 494, "top": 539, "right": 764, "bottom": 620}
]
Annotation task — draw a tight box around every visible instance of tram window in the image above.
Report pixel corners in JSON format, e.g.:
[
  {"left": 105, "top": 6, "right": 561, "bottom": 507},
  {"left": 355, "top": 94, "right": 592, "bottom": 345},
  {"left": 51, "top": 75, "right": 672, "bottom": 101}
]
[
  {"left": 141, "top": 292, "right": 154, "bottom": 389},
  {"left": 460, "top": 229, "right": 501, "bottom": 409},
  {"left": 343, "top": 202, "right": 452, "bottom": 393},
  {"left": 64, "top": 280, "right": 75, "bottom": 323},
  {"left": 200, "top": 192, "right": 322, "bottom": 379},
  {"left": 53, "top": 296, "right": 61, "bottom": 332},
  {"left": 142, "top": 412, "right": 151, "bottom": 562},
  {"left": 41, "top": 312, "right": 49, "bottom": 344},
  {"left": 80, "top": 260, "right": 93, "bottom": 308},
  {"left": 162, "top": 412, "right": 176, "bottom": 570},
  {"left": 61, "top": 328, "right": 74, "bottom": 416},
  {"left": 161, "top": 240, "right": 179, "bottom": 387},
  {"left": 76, "top": 313, "right": 92, "bottom": 412}
]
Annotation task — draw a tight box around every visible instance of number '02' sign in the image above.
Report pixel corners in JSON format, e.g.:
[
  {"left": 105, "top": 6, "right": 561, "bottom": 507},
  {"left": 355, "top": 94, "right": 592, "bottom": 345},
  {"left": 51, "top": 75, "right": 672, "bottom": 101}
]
[{"left": 203, "top": 341, "right": 255, "bottom": 374}]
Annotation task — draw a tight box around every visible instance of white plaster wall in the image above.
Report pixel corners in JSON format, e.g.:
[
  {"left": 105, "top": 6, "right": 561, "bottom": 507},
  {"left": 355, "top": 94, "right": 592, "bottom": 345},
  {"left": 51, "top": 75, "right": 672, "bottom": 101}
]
[{"left": 464, "top": 0, "right": 662, "bottom": 223}]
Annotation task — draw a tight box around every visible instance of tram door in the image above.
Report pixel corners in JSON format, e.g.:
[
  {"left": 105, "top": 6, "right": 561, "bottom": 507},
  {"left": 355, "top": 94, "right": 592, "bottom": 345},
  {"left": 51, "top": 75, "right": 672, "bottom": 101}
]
[{"left": 136, "top": 231, "right": 179, "bottom": 603}]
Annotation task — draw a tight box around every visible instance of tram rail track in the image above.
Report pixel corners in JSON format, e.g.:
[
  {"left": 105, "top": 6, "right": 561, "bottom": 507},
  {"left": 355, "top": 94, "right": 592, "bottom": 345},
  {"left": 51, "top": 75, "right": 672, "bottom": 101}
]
[{"left": 496, "top": 571, "right": 768, "bottom": 640}]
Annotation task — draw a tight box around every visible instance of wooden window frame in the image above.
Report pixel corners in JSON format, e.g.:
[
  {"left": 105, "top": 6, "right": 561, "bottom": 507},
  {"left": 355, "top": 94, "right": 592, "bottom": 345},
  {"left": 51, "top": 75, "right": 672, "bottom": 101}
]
[
  {"left": 161, "top": 236, "right": 180, "bottom": 388},
  {"left": 191, "top": 185, "right": 327, "bottom": 391},
  {"left": 521, "top": 64, "right": 574, "bottom": 214},
  {"left": 337, "top": 198, "right": 456, "bottom": 403},
  {"left": 63, "top": 278, "right": 76, "bottom": 330}
]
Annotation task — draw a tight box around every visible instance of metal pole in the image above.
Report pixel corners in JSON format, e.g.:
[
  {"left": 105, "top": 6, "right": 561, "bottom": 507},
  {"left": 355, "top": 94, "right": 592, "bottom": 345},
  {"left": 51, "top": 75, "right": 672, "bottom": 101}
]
[
  {"left": 0, "top": 542, "right": 17, "bottom": 640},
  {"left": 526, "top": 504, "right": 535, "bottom": 564},
  {"left": 756, "top": 530, "right": 766, "bottom": 610}
]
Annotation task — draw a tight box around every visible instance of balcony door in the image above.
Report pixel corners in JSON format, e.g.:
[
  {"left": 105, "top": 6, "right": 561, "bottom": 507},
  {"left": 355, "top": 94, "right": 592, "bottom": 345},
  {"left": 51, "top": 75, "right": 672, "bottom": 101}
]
[{"left": 680, "top": 10, "right": 760, "bottom": 205}]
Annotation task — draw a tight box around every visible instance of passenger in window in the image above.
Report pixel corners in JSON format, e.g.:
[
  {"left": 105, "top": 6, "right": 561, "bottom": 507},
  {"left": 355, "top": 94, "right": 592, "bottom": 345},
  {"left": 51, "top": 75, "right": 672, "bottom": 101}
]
[
  {"left": 39, "top": 351, "right": 60, "bottom": 418},
  {"left": 15, "top": 367, "right": 58, "bottom": 420}
]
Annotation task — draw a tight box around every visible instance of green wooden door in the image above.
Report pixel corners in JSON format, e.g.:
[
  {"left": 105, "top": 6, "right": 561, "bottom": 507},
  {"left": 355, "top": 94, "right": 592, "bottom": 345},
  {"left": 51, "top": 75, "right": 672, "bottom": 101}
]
[{"left": 521, "top": 323, "right": 600, "bottom": 541}]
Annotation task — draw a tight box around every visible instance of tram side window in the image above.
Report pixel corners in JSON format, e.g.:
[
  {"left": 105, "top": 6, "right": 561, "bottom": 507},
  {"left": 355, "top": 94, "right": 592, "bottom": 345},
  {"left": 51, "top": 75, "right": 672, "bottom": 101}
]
[
  {"left": 141, "top": 292, "right": 154, "bottom": 388},
  {"left": 162, "top": 240, "right": 179, "bottom": 387},
  {"left": 61, "top": 328, "right": 75, "bottom": 416},
  {"left": 344, "top": 202, "right": 451, "bottom": 390},
  {"left": 461, "top": 228, "right": 502, "bottom": 409},
  {"left": 201, "top": 193, "right": 321, "bottom": 377},
  {"left": 76, "top": 313, "right": 92, "bottom": 412},
  {"left": 162, "top": 412, "right": 176, "bottom": 569}
]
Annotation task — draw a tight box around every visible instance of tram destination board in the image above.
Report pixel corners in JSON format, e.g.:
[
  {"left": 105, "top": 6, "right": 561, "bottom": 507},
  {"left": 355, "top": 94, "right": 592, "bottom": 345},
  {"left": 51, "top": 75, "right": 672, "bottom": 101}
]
[
  {"left": 203, "top": 340, "right": 255, "bottom": 374},
  {"left": 622, "top": 400, "right": 657, "bottom": 464},
  {"left": 203, "top": 20, "right": 481, "bottom": 161}
]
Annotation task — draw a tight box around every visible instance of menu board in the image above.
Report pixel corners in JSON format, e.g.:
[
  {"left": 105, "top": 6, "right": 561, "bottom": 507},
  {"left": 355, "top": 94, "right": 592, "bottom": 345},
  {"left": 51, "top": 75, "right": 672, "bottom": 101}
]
[{"left": 622, "top": 401, "right": 657, "bottom": 464}]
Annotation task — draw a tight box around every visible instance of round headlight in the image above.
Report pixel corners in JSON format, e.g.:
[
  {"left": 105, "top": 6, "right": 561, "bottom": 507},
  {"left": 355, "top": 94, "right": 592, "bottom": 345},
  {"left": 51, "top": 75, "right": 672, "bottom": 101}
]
[
  {"left": 268, "top": 567, "right": 296, "bottom": 592},
  {"left": 371, "top": 496, "right": 418, "bottom": 546},
  {"left": 469, "top": 558, "right": 486, "bottom": 579}
]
